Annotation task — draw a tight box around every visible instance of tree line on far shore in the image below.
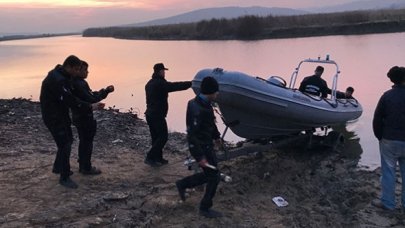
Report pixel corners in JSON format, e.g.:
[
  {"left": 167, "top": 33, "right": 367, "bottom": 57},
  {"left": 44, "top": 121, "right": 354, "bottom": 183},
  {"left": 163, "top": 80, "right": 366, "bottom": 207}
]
[{"left": 82, "top": 8, "right": 405, "bottom": 40}]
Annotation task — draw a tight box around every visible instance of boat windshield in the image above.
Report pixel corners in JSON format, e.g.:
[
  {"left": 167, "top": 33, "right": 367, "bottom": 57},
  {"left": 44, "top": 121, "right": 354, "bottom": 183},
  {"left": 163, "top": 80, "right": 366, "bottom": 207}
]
[{"left": 289, "top": 57, "right": 340, "bottom": 100}]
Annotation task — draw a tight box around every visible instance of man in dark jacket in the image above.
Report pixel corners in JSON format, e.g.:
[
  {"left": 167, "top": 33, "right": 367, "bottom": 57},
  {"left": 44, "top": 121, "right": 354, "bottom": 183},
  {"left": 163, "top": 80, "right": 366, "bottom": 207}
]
[
  {"left": 71, "top": 61, "right": 114, "bottom": 175},
  {"left": 299, "top": 66, "right": 331, "bottom": 98},
  {"left": 175, "top": 76, "right": 223, "bottom": 218},
  {"left": 372, "top": 66, "right": 405, "bottom": 211},
  {"left": 40, "top": 55, "right": 104, "bottom": 188},
  {"left": 336, "top": 86, "right": 355, "bottom": 99},
  {"left": 144, "top": 63, "right": 192, "bottom": 167}
]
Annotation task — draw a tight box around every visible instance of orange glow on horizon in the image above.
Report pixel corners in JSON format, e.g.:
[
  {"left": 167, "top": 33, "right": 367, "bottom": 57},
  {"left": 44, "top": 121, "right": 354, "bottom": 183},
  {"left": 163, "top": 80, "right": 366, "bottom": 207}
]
[
  {"left": 0, "top": 0, "right": 132, "bottom": 8},
  {"left": 0, "top": 0, "right": 186, "bottom": 9}
]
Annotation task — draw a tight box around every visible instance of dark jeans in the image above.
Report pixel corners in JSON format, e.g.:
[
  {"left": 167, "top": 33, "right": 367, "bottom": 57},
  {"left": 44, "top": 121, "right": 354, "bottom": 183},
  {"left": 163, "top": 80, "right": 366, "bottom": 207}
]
[
  {"left": 145, "top": 115, "right": 168, "bottom": 161},
  {"left": 75, "top": 119, "right": 97, "bottom": 171},
  {"left": 177, "top": 145, "right": 220, "bottom": 210},
  {"left": 46, "top": 123, "right": 73, "bottom": 179}
]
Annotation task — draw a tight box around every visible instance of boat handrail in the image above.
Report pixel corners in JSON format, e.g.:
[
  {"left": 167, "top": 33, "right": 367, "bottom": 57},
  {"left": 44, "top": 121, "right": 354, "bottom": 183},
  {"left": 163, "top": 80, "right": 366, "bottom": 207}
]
[
  {"left": 336, "top": 97, "right": 360, "bottom": 108},
  {"left": 255, "top": 76, "right": 287, "bottom": 88},
  {"left": 289, "top": 57, "right": 341, "bottom": 102}
]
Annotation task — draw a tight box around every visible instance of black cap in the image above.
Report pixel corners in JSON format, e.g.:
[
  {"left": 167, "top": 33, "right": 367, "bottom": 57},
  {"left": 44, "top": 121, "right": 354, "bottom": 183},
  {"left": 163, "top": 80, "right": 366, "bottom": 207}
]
[
  {"left": 153, "top": 63, "right": 168, "bottom": 72},
  {"left": 200, "top": 76, "right": 219, "bottom": 95}
]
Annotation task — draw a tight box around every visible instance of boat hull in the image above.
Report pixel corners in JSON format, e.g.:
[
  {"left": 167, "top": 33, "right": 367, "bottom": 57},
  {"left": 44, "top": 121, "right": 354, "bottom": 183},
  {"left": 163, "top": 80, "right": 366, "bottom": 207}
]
[{"left": 193, "top": 68, "right": 363, "bottom": 139}]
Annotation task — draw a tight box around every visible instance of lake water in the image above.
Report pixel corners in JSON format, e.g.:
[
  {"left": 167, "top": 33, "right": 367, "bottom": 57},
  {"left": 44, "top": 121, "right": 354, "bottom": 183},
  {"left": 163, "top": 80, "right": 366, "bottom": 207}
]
[{"left": 1, "top": 33, "right": 405, "bottom": 169}]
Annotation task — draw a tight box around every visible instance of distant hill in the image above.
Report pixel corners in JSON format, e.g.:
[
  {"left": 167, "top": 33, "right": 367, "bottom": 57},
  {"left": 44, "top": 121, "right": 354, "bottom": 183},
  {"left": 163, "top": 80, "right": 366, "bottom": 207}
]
[
  {"left": 124, "top": 6, "right": 307, "bottom": 27},
  {"left": 123, "top": 1, "right": 405, "bottom": 28},
  {"left": 311, "top": 0, "right": 405, "bottom": 13},
  {"left": 83, "top": 1, "right": 405, "bottom": 41},
  {"left": 83, "top": 8, "right": 405, "bottom": 41}
]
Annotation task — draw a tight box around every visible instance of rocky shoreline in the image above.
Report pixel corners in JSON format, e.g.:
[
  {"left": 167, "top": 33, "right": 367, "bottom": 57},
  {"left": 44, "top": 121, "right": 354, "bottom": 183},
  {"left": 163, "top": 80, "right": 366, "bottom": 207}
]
[{"left": 1, "top": 98, "right": 404, "bottom": 227}]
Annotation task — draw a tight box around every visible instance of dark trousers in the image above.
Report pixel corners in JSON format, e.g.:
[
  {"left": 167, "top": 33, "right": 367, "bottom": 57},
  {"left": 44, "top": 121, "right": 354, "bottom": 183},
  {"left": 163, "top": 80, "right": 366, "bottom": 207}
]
[
  {"left": 75, "top": 119, "right": 97, "bottom": 171},
  {"left": 177, "top": 166, "right": 220, "bottom": 210},
  {"left": 47, "top": 123, "right": 73, "bottom": 179},
  {"left": 145, "top": 115, "right": 168, "bottom": 161},
  {"left": 177, "top": 145, "right": 221, "bottom": 210}
]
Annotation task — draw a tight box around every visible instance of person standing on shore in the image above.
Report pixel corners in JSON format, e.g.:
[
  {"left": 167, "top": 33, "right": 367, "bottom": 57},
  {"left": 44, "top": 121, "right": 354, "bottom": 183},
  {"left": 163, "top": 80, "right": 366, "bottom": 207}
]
[
  {"left": 71, "top": 60, "right": 114, "bottom": 175},
  {"left": 144, "top": 63, "right": 192, "bottom": 167},
  {"left": 175, "top": 76, "right": 223, "bottom": 218},
  {"left": 372, "top": 66, "right": 405, "bottom": 211},
  {"left": 40, "top": 55, "right": 104, "bottom": 189}
]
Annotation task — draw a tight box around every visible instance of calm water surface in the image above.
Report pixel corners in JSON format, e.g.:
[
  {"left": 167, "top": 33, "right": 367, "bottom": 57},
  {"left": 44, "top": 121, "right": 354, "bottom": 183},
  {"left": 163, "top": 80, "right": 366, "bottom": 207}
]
[{"left": 2, "top": 33, "right": 405, "bottom": 169}]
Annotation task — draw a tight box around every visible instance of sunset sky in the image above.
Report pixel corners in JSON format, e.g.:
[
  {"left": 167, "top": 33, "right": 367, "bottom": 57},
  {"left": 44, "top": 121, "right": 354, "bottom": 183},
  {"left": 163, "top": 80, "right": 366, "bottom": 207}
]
[{"left": 0, "top": 0, "right": 362, "bottom": 34}]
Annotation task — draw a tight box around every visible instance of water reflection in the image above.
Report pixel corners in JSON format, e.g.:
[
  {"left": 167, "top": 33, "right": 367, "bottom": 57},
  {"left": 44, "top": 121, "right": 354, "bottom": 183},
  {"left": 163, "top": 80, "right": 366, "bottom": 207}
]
[
  {"left": 1, "top": 33, "right": 405, "bottom": 168},
  {"left": 331, "top": 123, "right": 363, "bottom": 163}
]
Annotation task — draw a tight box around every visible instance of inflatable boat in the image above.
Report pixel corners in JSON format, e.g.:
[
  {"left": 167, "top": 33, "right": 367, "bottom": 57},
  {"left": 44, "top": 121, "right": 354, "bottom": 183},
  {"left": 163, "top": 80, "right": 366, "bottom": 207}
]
[{"left": 192, "top": 58, "right": 363, "bottom": 139}]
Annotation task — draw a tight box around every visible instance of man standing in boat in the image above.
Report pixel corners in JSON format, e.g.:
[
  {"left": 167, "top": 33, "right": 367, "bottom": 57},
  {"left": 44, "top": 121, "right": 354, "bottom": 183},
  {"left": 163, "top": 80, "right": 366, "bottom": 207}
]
[
  {"left": 299, "top": 66, "right": 331, "bottom": 98},
  {"left": 144, "top": 63, "right": 192, "bottom": 167}
]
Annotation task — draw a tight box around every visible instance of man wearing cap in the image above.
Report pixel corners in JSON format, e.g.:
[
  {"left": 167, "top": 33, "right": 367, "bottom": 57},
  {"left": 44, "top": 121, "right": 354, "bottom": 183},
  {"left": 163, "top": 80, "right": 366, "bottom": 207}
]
[
  {"left": 144, "top": 63, "right": 192, "bottom": 167},
  {"left": 299, "top": 66, "right": 331, "bottom": 98},
  {"left": 175, "top": 76, "right": 223, "bottom": 218}
]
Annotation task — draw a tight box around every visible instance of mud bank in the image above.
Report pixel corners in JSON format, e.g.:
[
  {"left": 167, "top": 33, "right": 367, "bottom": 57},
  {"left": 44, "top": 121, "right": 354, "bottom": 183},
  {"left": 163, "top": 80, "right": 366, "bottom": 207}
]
[{"left": 0, "top": 98, "right": 404, "bottom": 227}]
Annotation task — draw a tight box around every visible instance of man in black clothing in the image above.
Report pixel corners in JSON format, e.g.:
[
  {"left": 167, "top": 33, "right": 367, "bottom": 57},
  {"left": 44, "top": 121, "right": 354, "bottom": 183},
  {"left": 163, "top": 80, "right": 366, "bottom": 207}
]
[
  {"left": 144, "top": 63, "right": 192, "bottom": 167},
  {"left": 40, "top": 55, "right": 104, "bottom": 188},
  {"left": 71, "top": 61, "right": 114, "bottom": 175},
  {"left": 336, "top": 86, "right": 355, "bottom": 99},
  {"left": 299, "top": 66, "right": 331, "bottom": 98},
  {"left": 175, "top": 76, "right": 223, "bottom": 218}
]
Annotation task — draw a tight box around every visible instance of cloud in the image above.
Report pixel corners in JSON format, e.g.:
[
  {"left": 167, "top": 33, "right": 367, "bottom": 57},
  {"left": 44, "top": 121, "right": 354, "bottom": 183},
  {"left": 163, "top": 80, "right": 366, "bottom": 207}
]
[{"left": 0, "top": 0, "right": 360, "bottom": 9}]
